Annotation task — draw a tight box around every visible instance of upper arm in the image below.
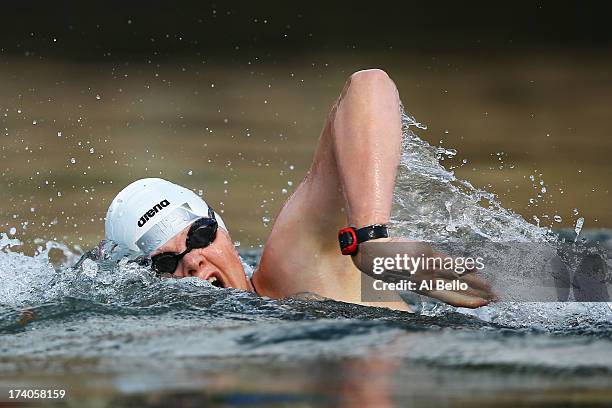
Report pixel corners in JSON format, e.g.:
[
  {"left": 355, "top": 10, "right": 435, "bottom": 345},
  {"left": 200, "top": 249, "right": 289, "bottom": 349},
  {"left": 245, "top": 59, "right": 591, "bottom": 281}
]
[
  {"left": 252, "top": 114, "right": 350, "bottom": 297},
  {"left": 269, "top": 111, "right": 347, "bottom": 250}
]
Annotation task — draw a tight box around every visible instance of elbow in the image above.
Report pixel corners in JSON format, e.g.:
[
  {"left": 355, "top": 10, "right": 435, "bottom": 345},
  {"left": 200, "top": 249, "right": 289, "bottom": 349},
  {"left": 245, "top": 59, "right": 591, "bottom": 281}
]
[
  {"left": 349, "top": 68, "right": 392, "bottom": 84},
  {"left": 346, "top": 69, "right": 397, "bottom": 96}
]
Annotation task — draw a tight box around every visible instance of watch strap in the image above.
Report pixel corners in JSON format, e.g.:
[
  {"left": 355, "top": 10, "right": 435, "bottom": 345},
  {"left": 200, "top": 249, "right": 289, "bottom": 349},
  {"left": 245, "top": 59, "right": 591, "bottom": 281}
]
[{"left": 355, "top": 224, "right": 389, "bottom": 244}]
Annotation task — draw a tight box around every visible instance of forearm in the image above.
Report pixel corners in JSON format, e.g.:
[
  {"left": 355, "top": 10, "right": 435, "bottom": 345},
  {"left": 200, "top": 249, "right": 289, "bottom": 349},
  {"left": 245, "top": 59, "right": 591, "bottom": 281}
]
[{"left": 331, "top": 69, "right": 403, "bottom": 227}]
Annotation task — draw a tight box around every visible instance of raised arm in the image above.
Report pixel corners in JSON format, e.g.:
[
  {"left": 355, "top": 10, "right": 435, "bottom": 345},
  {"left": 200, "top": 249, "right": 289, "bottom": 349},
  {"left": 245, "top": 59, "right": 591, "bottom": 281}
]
[
  {"left": 253, "top": 69, "right": 494, "bottom": 308},
  {"left": 252, "top": 69, "right": 403, "bottom": 301}
]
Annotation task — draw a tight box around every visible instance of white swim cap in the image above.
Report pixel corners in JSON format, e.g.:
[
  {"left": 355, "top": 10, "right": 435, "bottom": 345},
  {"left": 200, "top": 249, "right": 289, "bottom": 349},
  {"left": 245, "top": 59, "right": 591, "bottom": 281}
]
[{"left": 105, "top": 178, "right": 227, "bottom": 254}]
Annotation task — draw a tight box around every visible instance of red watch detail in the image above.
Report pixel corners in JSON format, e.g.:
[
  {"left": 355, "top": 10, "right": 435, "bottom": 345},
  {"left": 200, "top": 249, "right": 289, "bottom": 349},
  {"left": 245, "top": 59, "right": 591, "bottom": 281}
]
[{"left": 338, "top": 227, "right": 358, "bottom": 255}]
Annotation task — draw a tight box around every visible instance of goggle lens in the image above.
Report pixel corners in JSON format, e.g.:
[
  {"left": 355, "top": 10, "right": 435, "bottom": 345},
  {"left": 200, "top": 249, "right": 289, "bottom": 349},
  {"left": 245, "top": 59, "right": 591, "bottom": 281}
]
[
  {"left": 153, "top": 253, "right": 180, "bottom": 274},
  {"left": 187, "top": 218, "right": 217, "bottom": 248},
  {"left": 150, "top": 210, "right": 218, "bottom": 275}
]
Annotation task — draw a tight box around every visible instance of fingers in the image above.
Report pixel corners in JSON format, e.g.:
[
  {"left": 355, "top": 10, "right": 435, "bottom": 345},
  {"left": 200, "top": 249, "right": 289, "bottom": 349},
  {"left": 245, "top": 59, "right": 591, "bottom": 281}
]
[
  {"left": 427, "top": 269, "right": 494, "bottom": 297},
  {"left": 415, "top": 273, "right": 497, "bottom": 306},
  {"left": 426, "top": 256, "right": 497, "bottom": 302},
  {"left": 439, "top": 273, "right": 497, "bottom": 302},
  {"left": 420, "top": 289, "right": 490, "bottom": 308},
  {"left": 381, "top": 268, "right": 497, "bottom": 302},
  {"left": 459, "top": 285, "right": 497, "bottom": 302},
  {"left": 459, "top": 274, "right": 498, "bottom": 300},
  {"left": 431, "top": 250, "right": 478, "bottom": 275},
  {"left": 459, "top": 273, "right": 490, "bottom": 291}
]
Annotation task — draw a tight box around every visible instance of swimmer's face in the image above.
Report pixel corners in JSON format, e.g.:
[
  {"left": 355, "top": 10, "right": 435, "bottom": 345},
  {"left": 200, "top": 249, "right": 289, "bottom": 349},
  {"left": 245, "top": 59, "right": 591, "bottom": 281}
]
[{"left": 150, "top": 223, "right": 252, "bottom": 291}]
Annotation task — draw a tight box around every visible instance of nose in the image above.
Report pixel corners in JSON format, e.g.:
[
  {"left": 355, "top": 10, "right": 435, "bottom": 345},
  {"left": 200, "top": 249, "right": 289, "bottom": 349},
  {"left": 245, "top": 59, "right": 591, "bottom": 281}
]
[{"left": 179, "top": 250, "right": 208, "bottom": 278}]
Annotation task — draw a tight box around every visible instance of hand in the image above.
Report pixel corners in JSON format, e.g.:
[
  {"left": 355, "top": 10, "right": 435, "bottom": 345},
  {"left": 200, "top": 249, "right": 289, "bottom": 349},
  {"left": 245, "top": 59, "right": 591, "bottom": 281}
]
[{"left": 352, "top": 237, "right": 497, "bottom": 308}]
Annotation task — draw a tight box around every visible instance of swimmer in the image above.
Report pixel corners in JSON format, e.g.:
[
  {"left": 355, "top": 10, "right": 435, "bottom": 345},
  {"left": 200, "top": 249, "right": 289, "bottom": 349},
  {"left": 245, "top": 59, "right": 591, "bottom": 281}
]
[{"left": 105, "top": 69, "right": 495, "bottom": 311}]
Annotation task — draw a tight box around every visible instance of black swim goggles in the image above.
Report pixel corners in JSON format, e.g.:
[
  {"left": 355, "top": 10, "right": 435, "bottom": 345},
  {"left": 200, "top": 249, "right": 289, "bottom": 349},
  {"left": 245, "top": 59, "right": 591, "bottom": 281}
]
[{"left": 150, "top": 206, "right": 218, "bottom": 275}]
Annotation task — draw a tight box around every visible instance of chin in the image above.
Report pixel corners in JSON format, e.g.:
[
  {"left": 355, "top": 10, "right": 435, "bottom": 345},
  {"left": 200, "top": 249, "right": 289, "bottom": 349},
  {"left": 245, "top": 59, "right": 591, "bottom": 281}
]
[
  {"left": 211, "top": 262, "right": 249, "bottom": 290},
  {"left": 226, "top": 270, "right": 251, "bottom": 291}
]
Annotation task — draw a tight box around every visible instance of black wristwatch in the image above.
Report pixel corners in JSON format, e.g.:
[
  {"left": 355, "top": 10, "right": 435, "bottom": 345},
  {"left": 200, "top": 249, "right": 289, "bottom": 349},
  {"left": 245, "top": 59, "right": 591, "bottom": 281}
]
[{"left": 338, "top": 224, "right": 389, "bottom": 255}]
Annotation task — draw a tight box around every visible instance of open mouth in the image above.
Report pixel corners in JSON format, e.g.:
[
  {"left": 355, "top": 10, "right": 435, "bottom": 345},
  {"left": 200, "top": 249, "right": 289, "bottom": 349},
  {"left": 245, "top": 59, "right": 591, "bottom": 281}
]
[{"left": 206, "top": 273, "right": 225, "bottom": 288}]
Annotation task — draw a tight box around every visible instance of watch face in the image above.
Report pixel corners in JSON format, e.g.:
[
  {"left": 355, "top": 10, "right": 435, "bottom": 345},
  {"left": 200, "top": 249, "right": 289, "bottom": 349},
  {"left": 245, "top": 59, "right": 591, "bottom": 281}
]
[
  {"left": 339, "top": 232, "right": 354, "bottom": 247},
  {"left": 338, "top": 227, "right": 359, "bottom": 255}
]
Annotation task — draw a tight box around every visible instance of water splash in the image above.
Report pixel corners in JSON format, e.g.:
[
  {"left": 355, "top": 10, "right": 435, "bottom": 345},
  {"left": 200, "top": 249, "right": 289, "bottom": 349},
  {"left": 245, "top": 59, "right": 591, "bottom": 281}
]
[
  {"left": 392, "top": 109, "right": 550, "bottom": 243},
  {"left": 391, "top": 108, "right": 611, "bottom": 327},
  {"left": 575, "top": 217, "right": 585, "bottom": 241},
  {"left": 0, "top": 109, "right": 609, "bottom": 336}
]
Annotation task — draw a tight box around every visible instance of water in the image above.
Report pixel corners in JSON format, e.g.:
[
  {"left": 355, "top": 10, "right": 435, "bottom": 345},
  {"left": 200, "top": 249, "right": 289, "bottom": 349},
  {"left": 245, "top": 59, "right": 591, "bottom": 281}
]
[{"left": 1, "top": 112, "right": 611, "bottom": 407}]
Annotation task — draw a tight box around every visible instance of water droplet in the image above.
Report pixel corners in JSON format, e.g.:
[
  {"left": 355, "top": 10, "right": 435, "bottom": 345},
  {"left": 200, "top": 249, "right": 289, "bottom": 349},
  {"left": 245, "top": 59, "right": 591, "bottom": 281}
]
[
  {"left": 281, "top": 188, "right": 288, "bottom": 194},
  {"left": 70, "top": 158, "right": 76, "bottom": 164},
  {"left": 287, "top": 181, "right": 293, "bottom": 186},
  {"left": 187, "top": 170, "right": 193, "bottom": 175},
  {"left": 572, "top": 208, "right": 579, "bottom": 216},
  {"left": 9, "top": 227, "right": 16, "bottom": 235},
  {"left": 541, "top": 187, "right": 547, "bottom": 193},
  {"left": 32, "top": 120, "right": 37, "bottom": 125},
  {"left": 57, "top": 131, "right": 62, "bottom": 137},
  {"left": 95, "top": 94, "right": 101, "bottom": 100},
  {"left": 89, "top": 147, "right": 95, "bottom": 154},
  {"left": 553, "top": 215, "right": 562, "bottom": 223},
  {"left": 262, "top": 216, "right": 270, "bottom": 226},
  {"left": 574, "top": 217, "right": 584, "bottom": 240},
  {"left": 233, "top": 241, "right": 241, "bottom": 247}
]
